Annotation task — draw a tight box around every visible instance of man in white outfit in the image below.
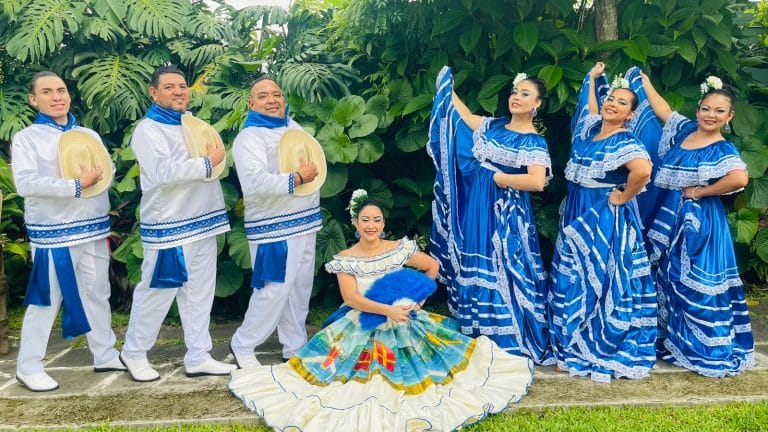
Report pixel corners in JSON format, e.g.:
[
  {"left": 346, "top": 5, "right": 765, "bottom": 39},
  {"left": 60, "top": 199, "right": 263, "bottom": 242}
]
[
  {"left": 120, "top": 65, "right": 234, "bottom": 381},
  {"left": 12, "top": 71, "right": 125, "bottom": 391},
  {"left": 229, "top": 77, "right": 321, "bottom": 368}
]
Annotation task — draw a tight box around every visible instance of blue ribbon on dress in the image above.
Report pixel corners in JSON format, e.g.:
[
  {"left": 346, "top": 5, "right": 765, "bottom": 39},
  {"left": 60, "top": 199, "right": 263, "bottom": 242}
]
[
  {"left": 242, "top": 107, "right": 290, "bottom": 129},
  {"left": 149, "top": 247, "right": 189, "bottom": 288},
  {"left": 251, "top": 241, "right": 288, "bottom": 289},
  {"left": 145, "top": 103, "right": 183, "bottom": 125},
  {"left": 24, "top": 247, "right": 92, "bottom": 339},
  {"left": 34, "top": 112, "right": 78, "bottom": 131}
]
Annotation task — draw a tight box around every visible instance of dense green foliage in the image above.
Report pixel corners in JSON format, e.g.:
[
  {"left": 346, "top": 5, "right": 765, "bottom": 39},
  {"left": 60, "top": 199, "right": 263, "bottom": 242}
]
[{"left": 1, "top": 0, "right": 768, "bottom": 312}]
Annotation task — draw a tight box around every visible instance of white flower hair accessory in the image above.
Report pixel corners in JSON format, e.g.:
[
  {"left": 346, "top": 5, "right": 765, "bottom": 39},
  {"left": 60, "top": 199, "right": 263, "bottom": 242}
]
[
  {"left": 348, "top": 188, "right": 369, "bottom": 222},
  {"left": 610, "top": 74, "right": 630, "bottom": 91},
  {"left": 512, "top": 72, "right": 528, "bottom": 87},
  {"left": 700, "top": 75, "right": 723, "bottom": 95}
]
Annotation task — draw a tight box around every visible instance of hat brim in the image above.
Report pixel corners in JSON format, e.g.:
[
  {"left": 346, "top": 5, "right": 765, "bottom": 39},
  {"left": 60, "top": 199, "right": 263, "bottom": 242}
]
[
  {"left": 58, "top": 130, "right": 113, "bottom": 198},
  {"left": 181, "top": 114, "right": 225, "bottom": 182},
  {"left": 279, "top": 129, "right": 327, "bottom": 196}
]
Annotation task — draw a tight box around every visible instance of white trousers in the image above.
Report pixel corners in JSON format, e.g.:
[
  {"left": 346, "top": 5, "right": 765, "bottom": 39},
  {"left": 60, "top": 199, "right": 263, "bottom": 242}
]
[
  {"left": 231, "top": 233, "right": 316, "bottom": 358},
  {"left": 121, "top": 236, "right": 217, "bottom": 368},
  {"left": 16, "top": 239, "right": 118, "bottom": 375}
]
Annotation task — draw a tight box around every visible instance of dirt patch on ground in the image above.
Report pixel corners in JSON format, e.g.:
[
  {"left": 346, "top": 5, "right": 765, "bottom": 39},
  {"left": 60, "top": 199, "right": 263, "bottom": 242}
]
[{"left": 0, "top": 389, "right": 255, "bottom": 427}]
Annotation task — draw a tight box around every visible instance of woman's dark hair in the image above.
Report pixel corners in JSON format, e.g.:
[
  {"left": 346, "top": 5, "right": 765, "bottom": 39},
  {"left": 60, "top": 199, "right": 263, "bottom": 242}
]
[
  {"left": 519, "top": 77, "right": 547, "bottom": 102},
  {"left": 701, "top": 85, "right": 736, "bottom": 110},
  {"left": 353, "top": 199, "right": 384, "bottom": 220},
  {"left": 609, "top": 88, "right": 639, "bottom": 111}
]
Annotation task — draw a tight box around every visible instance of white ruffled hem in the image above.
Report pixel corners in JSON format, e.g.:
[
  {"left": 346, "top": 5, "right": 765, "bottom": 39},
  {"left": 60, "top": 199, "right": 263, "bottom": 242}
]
[{"left": 229, "top": 336, "right": 533, "bottom": 432}]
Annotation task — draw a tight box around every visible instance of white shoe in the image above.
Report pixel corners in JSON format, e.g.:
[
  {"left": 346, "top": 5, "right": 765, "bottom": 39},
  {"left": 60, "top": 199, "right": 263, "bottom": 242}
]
[
  {"left": 229, "top": 343, "right": 260, "bottom": 369},
  {"left": 185, "top": 358, "right": 236, "bottom": 377},
  {"left": 94, "top": 356, "right": 128, "bottom": 373},
  {"left": 119, "top": 353, "right": 160, "bottom": 382},
  {"left": 16, "top": 371, "right": 59, "bottom": 392}
]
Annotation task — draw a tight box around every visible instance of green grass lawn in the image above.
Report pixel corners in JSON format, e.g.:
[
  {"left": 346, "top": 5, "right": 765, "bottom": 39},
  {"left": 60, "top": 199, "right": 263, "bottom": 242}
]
[{"left": 71, "top": 401, "right": 768, "bottom": 432}]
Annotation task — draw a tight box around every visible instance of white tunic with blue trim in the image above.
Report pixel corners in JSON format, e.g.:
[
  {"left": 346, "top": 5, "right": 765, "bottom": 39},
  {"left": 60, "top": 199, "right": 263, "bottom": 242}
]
[
  {"left": 11, "top": 124, "right": 112, "bottom": 248},
  {"left": 131, "top": 118, "right": 230, "bottom": 249},
  {"left": 232, "top": 120, "right": 321, "bottom": 245}
]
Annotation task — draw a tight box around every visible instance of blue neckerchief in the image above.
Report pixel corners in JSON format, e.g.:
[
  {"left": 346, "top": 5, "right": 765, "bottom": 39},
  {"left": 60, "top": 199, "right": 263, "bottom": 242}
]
[
  {"left": 251, "top": 240, "right": 288, "bottom": 289},
  {"left": 150, "top": 246, "right": 189, "bottom": 289},
  {"left": 34, "top": 112, "right": 78, "bottom": 131},
  {"left": 242, "top": 106, "right": 290, "bottom": 130},
  {"left": 24, "top": 247, "right": 92, "bottom": 339},
  {"left": 146, "top": 103, "right": 183, "bottom": 125}
]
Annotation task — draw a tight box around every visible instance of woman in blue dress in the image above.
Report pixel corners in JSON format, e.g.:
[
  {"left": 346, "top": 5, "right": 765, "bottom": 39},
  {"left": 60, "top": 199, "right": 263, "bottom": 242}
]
[
  {"left": 428, "top": 66, "right": 554, "bottom": 365},
  {"left": 229, "top": 191, "right": 534, "bottom": 431},
  {"left": 548, "top": 62, "right": 657, "bottom": 382},
  {"left": 640, "top": 72, "right": 755, "bottom": 377}
]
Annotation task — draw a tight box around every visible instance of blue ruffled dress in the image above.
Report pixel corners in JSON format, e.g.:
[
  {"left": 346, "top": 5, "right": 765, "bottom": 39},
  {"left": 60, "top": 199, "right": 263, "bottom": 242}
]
[
  {"left": 548, "top": 74, "right": 658, "bottom": 382},
  {"left": 428, "top": 66, "right": 554, "bottom": 365},
  {"left": 647, "top": 112, "right": 755, "bottom": 377},
  {"left": 229, "top": 239, "right": 534, "bottom": 431}
]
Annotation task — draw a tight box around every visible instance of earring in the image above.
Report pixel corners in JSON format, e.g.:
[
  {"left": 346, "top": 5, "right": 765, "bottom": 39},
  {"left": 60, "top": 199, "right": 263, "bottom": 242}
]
[
  {"left": 532, "top": 107, "right": 537, "bottom": 118},
  {"left": 354, "top": 231, "right": 360, "bottom": 239},
  {"left": 380, "top": 231, "right": 385, "bottom": 239},
  {"left": 724, "top": 122, "right": 731, "bottom": 132}
]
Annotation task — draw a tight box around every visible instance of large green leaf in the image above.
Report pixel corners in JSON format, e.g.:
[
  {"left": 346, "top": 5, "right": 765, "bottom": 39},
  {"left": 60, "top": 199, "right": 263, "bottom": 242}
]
[
  {"left": 395, "top": 123, "right": 428, "bottom": 153},
  {"left": 431, "top": 9, "right": 466, "bottom": 36},
  {"left": 317, "top": 123, "right": 357, "bottom": 163},
  {"left": 124, "top": 0, "right": 189, "bottom": 39},
  {"left": 754, "top": 228, "right": 768, "bottom": 264},
  {"left": 477, "top": 74, "right": 511, "bottom": 100},
  {"left": 361, "top": 178, "right": 394, "bottom": 209},
  {"left": 513, "top": 22, "right": 538, "bottom": 55},
  {"left": 115, "top": 163, "right": 139, "bottom": 193},
  {"left": 112, "top": 233, "right": 141, "bottom": 264},
  {"left": 727, "top": 208, "right": 759, "bottom": 244},
  {"left": 227, "top": 224, "right": 251, "bottom": 269},
  {"left": 92, "top": 0, "right": 127, "bottom": 24},
  {"left": 459, "top": 22, "right": 482, "bottom": 54},
  {"left": 735, "top": 137, "right": 768, "bottom": 179},
  {"left": 732, "top": 102, "right": 765, "bottom": 137},
  {"left": 401, "top": 94, "right": 433, "bottom": 116},
  {"left": 356, "top": 135, "right": 385, "bottom": 163},
  {"left": 348, "top": 113, "right": 379, "bottom": 139},
  {"left": 538, "top": 65, "right": 563, "bottom": 91},
  {"left": 0, "top": 84, "right": 35, "bottom": 141},
  {"left": 5, "top": 0, "right": 84, "bottom": 62},
  {"left": 215, "top": 260, "right": 243, "bottom": 297},
  {"left": 623, "top": 36, "right": 649, "bottom": 63},
  {"left": 320, "top": 163, "right": 348, "bottom": 198},
  {"left": 365, "top": 95, "right": 393, "bottom": 129},
  {"left": 745, "top": 176, "right": 768, "bottom": 209},
  {"left": 676, "top": 39, "right": 697, "bottom": 64},
  {"left": 333, "top": 95, "right": 366, "bottom": 126},
  {"left": 315, "top": 218, "right": 347, "bottom": 271},
  {"left": 478, "top": 94, "right": 499, "bottom": 114}
]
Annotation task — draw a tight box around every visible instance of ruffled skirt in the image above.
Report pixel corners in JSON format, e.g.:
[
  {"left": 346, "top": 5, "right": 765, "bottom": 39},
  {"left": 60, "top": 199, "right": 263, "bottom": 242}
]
[
  {"left": 229, "top": 311, "right": 533, "bottom": 431},
  {"left": 548, "top": 185, "right": 657, "bottom": 382},
  {"left": 648, "top": 193, "right": 755, "bottom": 377}
]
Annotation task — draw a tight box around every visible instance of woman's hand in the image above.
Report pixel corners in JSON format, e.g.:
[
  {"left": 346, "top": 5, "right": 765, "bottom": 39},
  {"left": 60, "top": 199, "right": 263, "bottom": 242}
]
[
  {"left": 608, "top": 188, "right": 626, "bottom": 206},
  {"left": 387, "top": 304, "right": 412, "bottom": 323},
  {"left": 590, "top": 62, "right": 605, "bottom": 79},
  {"left": 682, "top": 186, "right": 703, "bottom": 200}
]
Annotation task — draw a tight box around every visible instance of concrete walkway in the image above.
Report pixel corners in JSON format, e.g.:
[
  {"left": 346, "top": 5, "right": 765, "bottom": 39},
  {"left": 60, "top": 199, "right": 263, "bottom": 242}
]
[{"left": 1, "top": 300, "right": 768, "bottom": 429}]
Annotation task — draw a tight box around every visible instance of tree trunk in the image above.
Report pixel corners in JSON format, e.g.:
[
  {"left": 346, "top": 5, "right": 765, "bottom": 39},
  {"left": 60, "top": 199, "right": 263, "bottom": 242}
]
[{"left": 594, "top": 0, "right": 619, "bottom": 41}]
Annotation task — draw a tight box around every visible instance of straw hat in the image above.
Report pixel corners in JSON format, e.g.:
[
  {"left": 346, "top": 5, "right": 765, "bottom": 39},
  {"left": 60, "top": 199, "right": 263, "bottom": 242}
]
[
  {"left": 279, "top": 129, "right": 327, "bottom": 196},
  {"left": 181, "top": 114, "right": 225, "bottom": 181},
  {"left": 58, "top": 130, "right": 113, "bottom": 198}
]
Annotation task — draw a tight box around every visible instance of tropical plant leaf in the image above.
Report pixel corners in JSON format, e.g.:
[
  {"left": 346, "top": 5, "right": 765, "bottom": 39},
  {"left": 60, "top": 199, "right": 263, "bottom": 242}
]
[
  {"left": 227, "top": 224, "right": 251, "bottom": 269},
  {"left": 356, "top": 135, "right": 385, "bottom": 163},
  {"left": 72, "top": 53, "right": 154, "bottom": 132},
  {"left": 92, "top": 0, "right": 127, "bottom": 24},
  {"left": 745, "top": 176, "right": 768, "bottom": 209},
  {"left": 315, "top": 218, "right": 347, "bottom": 271},
  {"left": 754, "top": 228, "right": 768, "bottom": 264},
  {"left": 395, "top": 123, "right": 428, "bottom": 153},
  {"left": 477, "top": 74, "right": 511, "bottom": 100},
  {"left": 82, "top": 16, "right": 127, "bottom": 42},
  {"left": 727, "top": 208, "right": 759, "bottom": 244},
  {"left": 5, "top": 0, "right": 84, "bottom": 62},
  {"left": 348, "top": 114, "right": 379, "bottom": 139},
  {"left": 459, "top": 22, "right": 482, "bottom": 54},
  {"left": 278, "top": 62, "right": 360, "bottom": 102},
  {"left": 317, "top": 123, "right": 357, "bottom": 163},
  {"left": 401, "top": 94, "right": 433, "bottom": 116},
  {"left": 333, "top": 95, "right": 365, "bottom": 126},
  {"left": 538, "top": 65, "right": 563, "bottom": 91},
  {"left": 184, "top": 7, "right": 233, "bottom": 41},
  {"left": 735, "top": 137, "right": 768, "bottom": 179},
  {"left": 513, "top": 22, "right": 538, "bottom": 55},
  {"left": 320, "top": 163, "right": 348, "bottom": 198},
  {"left": 124, "top": 0, "right": 189, "bottom": 39},
  {"left": 115, "top": 163, "right": 139, "bottom": 193},
  {"left": 215, "top": 260, "right": 243, "bottom": 297},
  {"left": 0, "top": 83, "right": 35, "bottom": 141}
]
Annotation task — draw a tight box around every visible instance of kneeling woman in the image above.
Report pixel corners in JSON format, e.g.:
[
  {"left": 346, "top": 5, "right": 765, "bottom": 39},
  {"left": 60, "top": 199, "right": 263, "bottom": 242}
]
[
  {"left": 229, "top": 190, "right": 533, "bottom": 431},
  {"left": 548, "top": 63, "right": 657, "bottom": 382}
]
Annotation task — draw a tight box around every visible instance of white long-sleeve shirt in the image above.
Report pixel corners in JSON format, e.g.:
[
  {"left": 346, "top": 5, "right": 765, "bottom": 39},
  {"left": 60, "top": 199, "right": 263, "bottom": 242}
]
[
  {"left": 11, "top": 124, "right": 112, "bottom": 248},
  {"left": 232, "top": 119, "right": 321, "bottom": 244},
  {"left": 131, "top": 118, "right": 230, "bottom": 249}
]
